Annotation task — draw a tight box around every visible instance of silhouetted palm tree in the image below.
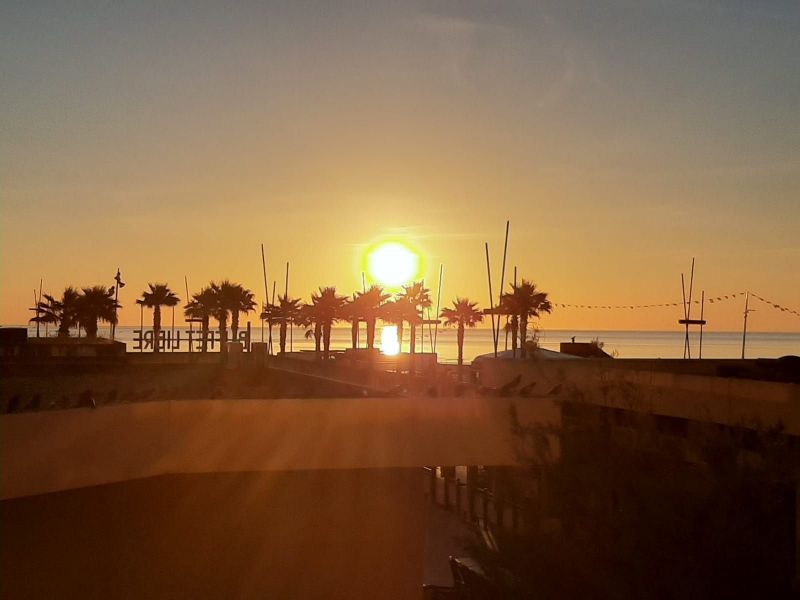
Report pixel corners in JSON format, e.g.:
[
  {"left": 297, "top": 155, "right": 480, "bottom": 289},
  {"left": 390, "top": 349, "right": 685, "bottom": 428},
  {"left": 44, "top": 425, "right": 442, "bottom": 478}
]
[
  {"left": 343, "top": 293, "right": 365, "bottom": 349},
  {"left": 76, "top": 285, "right": 119, "bottom": 339},
  {"left": 137, "top": 283, "right": 180, "bottom": 353},
  {"left": 441, "top": 298, "right": 483, "bottom": 365},
  {"left": 32, "top": 287, "right": 80, "bottom": 337},
  {"left": 184, "top": 286, "right": 217, "bottom": 352},
  {"left": 399, "top": 281, "right": 431, "bottom": 354},
  {"left": 296, "top": 303, "right": 322, "bottom": 356},
  {"left": 500, "top": 292, "right": 520, "bottom": 357},
  {"left": 362, "top": 285, "right": 390, "bottom": 349},
  {"left": 310, "top": 287, "right": 346, "bottom": 359},
  {"left": 227, "top": 284, "right": 256, "bottom": 342},
  {"left": 264, "top": 294, "right": 301, "bottom": 354},
  {"left": 501, "top": 280, "right": 552, "bottom": 358},
  {"left": 210, "top": 280, "right": 242, "bottom": 351},
  {"left": 380, "top": 298, "right": 418, "bottom": 353}
]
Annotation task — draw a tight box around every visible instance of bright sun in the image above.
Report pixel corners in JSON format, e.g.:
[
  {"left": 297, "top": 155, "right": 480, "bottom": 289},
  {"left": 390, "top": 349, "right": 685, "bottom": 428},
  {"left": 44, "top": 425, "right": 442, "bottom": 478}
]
[{"left": 367, "top": 242, "right": 419, "bottom": 287}]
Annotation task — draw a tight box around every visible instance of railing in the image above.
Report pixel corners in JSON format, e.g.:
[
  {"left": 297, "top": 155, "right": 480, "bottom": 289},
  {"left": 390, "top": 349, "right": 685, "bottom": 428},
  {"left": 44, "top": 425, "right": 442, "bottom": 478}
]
[{"left": 424, "top": 466, "right": 525, "bottom": 534}]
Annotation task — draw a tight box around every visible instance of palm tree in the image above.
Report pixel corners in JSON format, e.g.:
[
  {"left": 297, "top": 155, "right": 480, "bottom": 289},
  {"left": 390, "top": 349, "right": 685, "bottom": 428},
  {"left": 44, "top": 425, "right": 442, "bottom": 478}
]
[
  {"left": 210, "top": 280, "right": 241, "bottom": 351},
  {"left": 441, "top": 298, "right": 483, "bottom": 365},
  {"left": 75, "top": 285, "right": 119, "bottom": 339},
  {"left": 399, "top": 281, "right": 432, "bottom": 353},
  {"left": 500, "top": 292, "right": 520, "bottom": 357},
  {"left": 31, "top": 287, "right": 80, "bottom": 337},
  {"left": 263, "top": 294, "right": 301, "bottom": 354},
  {"left": 310, "top": 287, "right": 346, "bottom": 359},
  {"left": 343, "top": 293, "right": 365, "bottom": 349},
  {"left": 362, "top": 285, "right": 390, "bottom": 349},
  {"left": 227, "top": 284, "right": 256, "bottom": 342},
  {"left": 379, "top": 298, "right": 418, "bottom": 353},
  {"left": 136, "top": 283, "right": 180, "bottom": 353},
  {"left": 184, "top": 286, "right": 217, "bottom": 352},
  {"left": 501, "top": 280, "right": 553, "bottom": 358},
  {"left": 296, "top": 303, "right": 322, "bottom": 356}
]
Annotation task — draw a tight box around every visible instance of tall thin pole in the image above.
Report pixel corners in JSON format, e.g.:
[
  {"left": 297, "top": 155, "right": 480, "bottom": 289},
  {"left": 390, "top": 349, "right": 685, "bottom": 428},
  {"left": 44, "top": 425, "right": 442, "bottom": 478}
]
[
  {"left": 433, "top": 263, "right": 443, "bottom": 353},
  {"left": 261, "top": 245, "right": 269, "bottom": 346},
  {"left": 261, "top": 244, "right": 269, "bottom": 304},
  {"left": 37, "top": 279, "right": 43, "bottom": 337},
  {"left": 485, "top": 242, "right": 497, "bottom": 357},
  {"left": 33, "top": 289, "right": 40, "bottom": 338},
  {"left": 285, "top": 262, "right": 293, "bottom": 352},
  {"left": 268, "top": 281, "right": 276, "bottom": 354},
  {"left": 699, "top": 290, "right": 705, "bottom": 359},
  {"left": 741, "top": 291, "right": 751, "bottom": 359},
  {"left": 139, "top": 303, "right": 144, "bottom": 353},
  {"left": 681, "top": 273, "right": 689, "bottom": 359},
  {"left": 171, "top": 305, "right": 175, "bottom": 352},
  {"left": 185, "top": 275, "right": 192, "bottom": 354},
  {"left": 362, "top": 272, "right": 366, "bottom": 293},
  {"left": 495, "top": 220, "right": 510, "bottom": 353},
  {"left": 420, "top": 279, "right": 425, "bottom": 354}
]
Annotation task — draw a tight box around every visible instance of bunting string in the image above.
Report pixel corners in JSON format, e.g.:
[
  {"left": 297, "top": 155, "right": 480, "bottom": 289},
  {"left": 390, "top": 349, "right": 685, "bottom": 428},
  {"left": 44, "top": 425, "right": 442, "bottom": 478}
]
[
  {"left": 552, "top": 291, "right": 800, "bottom": 318},
  {"left": 750, "top": 293, "right": 800, "bottom": 318}
]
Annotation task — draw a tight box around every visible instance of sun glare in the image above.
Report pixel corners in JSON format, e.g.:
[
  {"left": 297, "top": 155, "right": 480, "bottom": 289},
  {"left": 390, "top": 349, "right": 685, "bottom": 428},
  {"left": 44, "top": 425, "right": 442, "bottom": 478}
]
[
  {"left": 367, "top": 242, "right": 419, "bottom": 287},
  {"left": 380, "top": 325, "right": 400, "bottom": 356}
]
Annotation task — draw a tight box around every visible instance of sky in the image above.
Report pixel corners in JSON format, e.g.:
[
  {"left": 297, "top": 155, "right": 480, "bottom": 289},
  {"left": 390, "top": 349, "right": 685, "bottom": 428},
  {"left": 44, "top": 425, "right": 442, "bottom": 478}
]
[{"left": 2, "top": 1, "right": 798, "bottom": 331}]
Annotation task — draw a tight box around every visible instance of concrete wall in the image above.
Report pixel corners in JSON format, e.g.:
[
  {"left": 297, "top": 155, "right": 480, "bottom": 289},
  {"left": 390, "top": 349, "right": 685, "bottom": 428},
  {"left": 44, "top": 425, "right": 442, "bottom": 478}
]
[
  {"left": 1, "top": 396, "right": 561, "bottom": 500},
  {"left": 475, "top": 359, "right": 800, "bottom": 435}
]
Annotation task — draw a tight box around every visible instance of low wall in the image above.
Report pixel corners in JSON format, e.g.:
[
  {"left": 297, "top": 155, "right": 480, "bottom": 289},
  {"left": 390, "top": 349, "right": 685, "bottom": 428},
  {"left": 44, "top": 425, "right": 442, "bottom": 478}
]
[
  {"left": 0, "top": 396, "right": 561, "bottom": 500},
  {"left": 475, "top": 359, "right": 800, "bottom": 435}
]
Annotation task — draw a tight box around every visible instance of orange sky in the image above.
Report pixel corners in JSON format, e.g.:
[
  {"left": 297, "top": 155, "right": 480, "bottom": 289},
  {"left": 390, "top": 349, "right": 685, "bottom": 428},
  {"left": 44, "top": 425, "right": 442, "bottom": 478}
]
[{"left": 2, "top": 2, "right": 798, "bottom": 332}]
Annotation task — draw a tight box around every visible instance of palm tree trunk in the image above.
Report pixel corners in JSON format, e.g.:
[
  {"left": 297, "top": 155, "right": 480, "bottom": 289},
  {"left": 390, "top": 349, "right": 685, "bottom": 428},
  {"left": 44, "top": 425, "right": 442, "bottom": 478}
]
[
  {"left": 279, "top": 322, "right": 287, "bottom": 354},
  {"left": 519, "top": 313, "right": 528, "bottom": 358},
  {"left": 219, "top": 314, "right": 228, "bottom": 353},
  {"left": 367, "top": 318, "right": 376, "bottom": 349},
  {"left": 397, "top": 321, "right": 404, "bottom": 353},
  {"left": 231, "top": 311, "right": 239, "bottom": 343},
  {"left": 323, "top": 322, "right": 332, "bottom": 359},
  {"left": 201, "top": 317, "right": 209, "bottom": 353},
  {"left": 58, "top": 321, "right": 70, "bottom": 337},
  {"left": 510, "top": 314, "right": 519, "bottom": 358},
  {"left": 153, "top": 305, "right": 162, "bottom": 353},
  {"left": 351, "top": 320, "right": 358, "bottom": 349},
  {"left": 457, "top": 323, "right": 465, "bottom": 366},
  {"left": 409, "top": 323, "right": 417, "bottom": 354},
  {"left": 314, "top": 323, "right": 322, "bottom": 357},
  {"left": 85, "top": 319, "right": 98, "bottom": 339}
]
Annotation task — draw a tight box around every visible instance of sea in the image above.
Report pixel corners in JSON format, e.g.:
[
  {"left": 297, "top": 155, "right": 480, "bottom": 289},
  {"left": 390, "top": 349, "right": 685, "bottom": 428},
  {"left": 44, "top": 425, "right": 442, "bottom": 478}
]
[{"left": 20, "top": 324, "right": 800, "bottom": 363}]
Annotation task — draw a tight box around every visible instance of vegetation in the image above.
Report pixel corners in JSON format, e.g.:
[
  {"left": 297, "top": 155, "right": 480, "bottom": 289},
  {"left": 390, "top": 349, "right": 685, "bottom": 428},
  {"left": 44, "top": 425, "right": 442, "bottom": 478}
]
[
  {"left": 398, "top": 281, "right": 432, "bottom": 354},
  {"left": 343, "top": 292, "right": 366, "bottom": 349},
  {"left": 33, "top": 275, "right": 554, "bottom": 361},
  {"left": 262, "top": 294, "right": 301, "bottom": 354},
  {"left": 75, "top": 285, "right": 119, "bottom": 339},
  {"left": 440, "top": 298, "right": 483, "bottom": 365},
  {"left": 310, "top": 287, "right": 346, "bottom": 359},
  {"left": 31, "top": 286, "right": 81, "bottom": 337},
  {"left": 184, "top": 286, "right": 218, "bottom": 352},
  {"left": 500, "top": 280, "right": 552, "bottom": 357},
  {"left": 361, "top": 285, "right": 390, "bottom": 349},
  {"left": 136, "top": 283, "right": 180, "bottom": 353},
  {"left": 226, "top": 284, "right": 257, "bottom": 341}
]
